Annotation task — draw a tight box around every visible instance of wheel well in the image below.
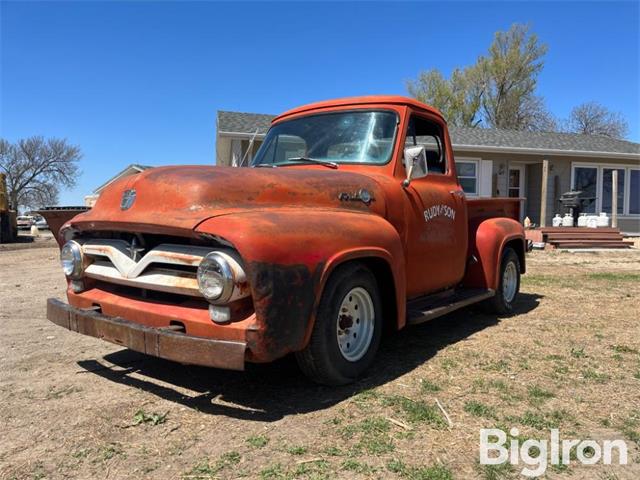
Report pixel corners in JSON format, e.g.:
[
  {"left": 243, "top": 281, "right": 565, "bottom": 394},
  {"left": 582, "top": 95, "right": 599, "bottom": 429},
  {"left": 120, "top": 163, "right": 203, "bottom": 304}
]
[
  {"left": 330, "top": 257, "right": 399, "bottom": 334},
  {"left": 504, "top": 238, "right": 526, "bottom": 274}
]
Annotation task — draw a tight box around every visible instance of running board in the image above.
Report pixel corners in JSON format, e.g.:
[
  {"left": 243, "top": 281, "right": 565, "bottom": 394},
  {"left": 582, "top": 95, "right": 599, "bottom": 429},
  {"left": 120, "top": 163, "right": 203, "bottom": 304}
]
[{"left": 406, "top": 288, "right": 495, "bottom": 325}]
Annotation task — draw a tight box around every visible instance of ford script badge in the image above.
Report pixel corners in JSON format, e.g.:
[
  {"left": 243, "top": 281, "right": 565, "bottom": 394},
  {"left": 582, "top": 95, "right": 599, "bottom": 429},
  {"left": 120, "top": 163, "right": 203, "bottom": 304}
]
[{"left": 120, "top": 189, "right": 136, "bottom": 210}]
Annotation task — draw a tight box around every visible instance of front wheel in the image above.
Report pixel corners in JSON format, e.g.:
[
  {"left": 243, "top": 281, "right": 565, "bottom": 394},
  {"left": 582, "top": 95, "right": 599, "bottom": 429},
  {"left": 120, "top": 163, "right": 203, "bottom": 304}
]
[
  {"left": 295, "top": 264, "right": 382, "bottom": 386},
  {"left": 482, "top": 247, "right": 521, "bottom": 315}
]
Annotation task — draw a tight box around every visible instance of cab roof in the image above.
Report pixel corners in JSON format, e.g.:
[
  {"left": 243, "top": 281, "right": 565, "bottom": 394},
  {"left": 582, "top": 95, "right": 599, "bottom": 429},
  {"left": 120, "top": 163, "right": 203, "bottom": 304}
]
[{"left": 273, "top": 95, "right": 444, "bottom": 124}]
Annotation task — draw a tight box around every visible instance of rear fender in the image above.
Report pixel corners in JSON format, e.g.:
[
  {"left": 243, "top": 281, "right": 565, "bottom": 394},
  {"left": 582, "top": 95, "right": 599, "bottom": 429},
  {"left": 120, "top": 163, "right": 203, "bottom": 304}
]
[
  {"left": 463, "top": 217, "right": 526, "bottom": 290},
  {"left": 195, "top": 209, "right": 405, "bottom": 362}
]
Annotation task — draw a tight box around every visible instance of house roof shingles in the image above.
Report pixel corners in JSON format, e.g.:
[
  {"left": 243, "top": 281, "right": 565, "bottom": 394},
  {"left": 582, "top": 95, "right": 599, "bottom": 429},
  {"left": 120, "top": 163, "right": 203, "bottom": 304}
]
[
  {"left": 450, "top": 126, "right": 639, "bottom": 155},
  {"left": 217, "top": 110, "right": 640, "bottom": 156},
  {"left": 217, "top": 111, "right": 275, "bottom": 136}
]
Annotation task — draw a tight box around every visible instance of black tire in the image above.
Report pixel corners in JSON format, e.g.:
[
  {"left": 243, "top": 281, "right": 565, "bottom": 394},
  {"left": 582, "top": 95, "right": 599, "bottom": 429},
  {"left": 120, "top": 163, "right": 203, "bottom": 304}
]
[
  {"left": 481, "top": 247, "right": 520, "bottom": 315},
  {"left": 295, "top": 263, "right": 383, "bottom": 386}
]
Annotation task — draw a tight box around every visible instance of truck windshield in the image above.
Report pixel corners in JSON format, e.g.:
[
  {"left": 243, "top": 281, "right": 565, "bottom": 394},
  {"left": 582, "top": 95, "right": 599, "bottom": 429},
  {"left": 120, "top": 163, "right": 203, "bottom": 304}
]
[{"left": 252, "top": 110, "right": 398, "bottom": 167}]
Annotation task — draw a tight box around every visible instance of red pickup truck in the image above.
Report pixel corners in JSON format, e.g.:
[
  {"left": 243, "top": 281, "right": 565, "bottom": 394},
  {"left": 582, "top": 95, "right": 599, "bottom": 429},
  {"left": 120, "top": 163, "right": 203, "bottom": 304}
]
[{"left": 46, "top": 96, "right": 526, "bottom": 385}]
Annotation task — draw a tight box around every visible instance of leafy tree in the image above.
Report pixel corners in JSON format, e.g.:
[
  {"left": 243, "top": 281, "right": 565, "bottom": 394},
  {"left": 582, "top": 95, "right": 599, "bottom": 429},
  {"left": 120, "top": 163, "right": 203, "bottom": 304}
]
[
  {"left": 564, "top": 101, "right": 628, "bottom": 138},
  {"left": 477, "top": 24, "right": 550, "bottom": 130},
  {"left": 0, "top": 136, "right": 81, "bottom": 211},
  {"left": 407, "top": 68, "right": 483, "bottom": 127},
  {"left": 407, "top": 24, "right": 555, "bottom": 131}
]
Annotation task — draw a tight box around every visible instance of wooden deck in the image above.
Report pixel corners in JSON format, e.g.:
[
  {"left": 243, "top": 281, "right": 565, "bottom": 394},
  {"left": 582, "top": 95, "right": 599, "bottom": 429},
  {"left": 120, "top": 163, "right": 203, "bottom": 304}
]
[{"left": 539, "top": 227, "right": 633, "bottom": 249}]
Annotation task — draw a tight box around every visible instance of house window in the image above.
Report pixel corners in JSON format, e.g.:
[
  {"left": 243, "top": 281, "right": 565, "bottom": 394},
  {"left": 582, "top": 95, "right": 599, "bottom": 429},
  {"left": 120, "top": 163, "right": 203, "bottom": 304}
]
[
  {"left": 457, "top": 161, "right": 477, "bottom": 195},
  {"left": 602, "top": 168, "right": 625, "bottom": 214},
  {"left": 572, "top": 164, "right": 639, "bottom": 216},
  {"left": 573, "top": 166, "right": 598, "bottom": 213},
  {"left": 630, "top": 169, "right": 640, "bottom": 215}
]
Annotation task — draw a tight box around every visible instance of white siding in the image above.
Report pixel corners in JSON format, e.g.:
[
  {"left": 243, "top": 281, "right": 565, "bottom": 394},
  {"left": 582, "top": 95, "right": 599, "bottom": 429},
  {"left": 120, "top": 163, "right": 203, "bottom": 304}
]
[{"left": 480, "top": 160, "right": 493, "bottom": 197}]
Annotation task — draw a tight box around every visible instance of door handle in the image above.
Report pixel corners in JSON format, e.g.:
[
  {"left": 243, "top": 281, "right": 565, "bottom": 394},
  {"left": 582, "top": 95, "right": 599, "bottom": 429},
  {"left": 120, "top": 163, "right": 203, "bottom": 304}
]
[{"left": 449, "top": 190, "right": 464, "bottom": 198}]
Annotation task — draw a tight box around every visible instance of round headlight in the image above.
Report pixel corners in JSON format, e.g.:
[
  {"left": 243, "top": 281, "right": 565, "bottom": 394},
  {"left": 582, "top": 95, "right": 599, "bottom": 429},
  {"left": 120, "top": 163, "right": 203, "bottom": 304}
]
[
  {"left": 197, "top": 252, "right": 234, "bottom": 303},
  {"left": 60, "top": 240, "right": 83, "bottom": 279}
]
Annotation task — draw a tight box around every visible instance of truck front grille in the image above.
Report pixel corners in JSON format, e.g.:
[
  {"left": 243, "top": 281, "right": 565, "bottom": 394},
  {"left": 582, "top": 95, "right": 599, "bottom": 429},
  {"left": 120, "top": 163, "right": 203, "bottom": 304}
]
[{"left": 80, "top": 239, "right": 213, "bottom": 297}]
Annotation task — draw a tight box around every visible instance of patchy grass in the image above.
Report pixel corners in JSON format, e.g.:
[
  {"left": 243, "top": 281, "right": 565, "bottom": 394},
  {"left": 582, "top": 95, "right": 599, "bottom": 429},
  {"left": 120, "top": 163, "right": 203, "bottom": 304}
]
[
  {"left": 586, "top": 272, "right": 640, "bottom": 282},
  {"left": 420, "top": 379, "right": 441, "bottom": 393},
  {"left": 527, "top": 385, "right": 555, "bottom": 405},
  {"left": 341, "top": 417, "right": 395, "bottom": 454},
  {"left": 481, "top": 359, "right": 510, "bottom": 372},
  {"left": 505, "top": 410, "right": 560, "bottom": 431},
  {"left": 571, "top": 346, "right": 587, "bottom": 358},
  {"left": 286, "top": 445, "right": 307, "bottom": 455},
  {"left": 341, "top": 458, "right": 376, "bottom": 475},
  {"left": 94, "top": 443, "right": 125, "bottom": 463},
  {"left": 476, "top": 461, "right": 515, "bottom": 480},
  {"left": 523, "top": 271, "right": 640, "bottom": 288},
  {"left": 464, "top": 401, "right": 497, "bottom": 420},
  {"left": 45, "top": 385, "right": 82, "bottom": 400},
  {"left": 611, "top": 344, "right": 639, "bottom": 355},
  {"left": 387, "top": 459, "right": 453, "bottom": 480},
  {"left": 620, "top": 410, "right": 640, "bottom": 447},
  {"left": 291, "top": 459, "right": 330, "bottom": 478},
  {"left": 246, "top": 434, "right": 269, "bottom": 448},
  {"left": 440, "top": 358, "right": 458, "bottom": 372},
  {"left": 582, "top": 368, "right": 610, "bottom": 383},
  {"left": 322, "top": 445, "right": 343, "bottom": 457},
  {"left": 133, "top": 409, "right": 167, "bottom": 426},
  {"left": 260, "top": 463, "right": 285, "bottom": 479},
  {"left": 184, "top": 452, "right": 241, "bottom": 479},
  {"left": 471, "top": 379, "right": 520, "bottom": 404},
  {"left": 382, "top": 396, "right": 447, "bottom": 427}
]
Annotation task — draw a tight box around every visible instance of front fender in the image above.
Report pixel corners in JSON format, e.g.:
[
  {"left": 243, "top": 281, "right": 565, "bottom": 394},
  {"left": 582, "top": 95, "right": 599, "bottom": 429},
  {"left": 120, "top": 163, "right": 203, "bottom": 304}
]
[
  {"left": 463, "top": 217, "right": 526, "bottom": 290},
  {"left": 195, "top": 208, "right": 405, "bottom": 362}
]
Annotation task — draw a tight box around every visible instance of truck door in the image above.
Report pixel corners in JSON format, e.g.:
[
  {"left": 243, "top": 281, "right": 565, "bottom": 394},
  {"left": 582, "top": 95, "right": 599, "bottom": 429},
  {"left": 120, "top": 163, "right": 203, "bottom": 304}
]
[{"left": 401, "top": 113, "right": 468, "bottom": 297}]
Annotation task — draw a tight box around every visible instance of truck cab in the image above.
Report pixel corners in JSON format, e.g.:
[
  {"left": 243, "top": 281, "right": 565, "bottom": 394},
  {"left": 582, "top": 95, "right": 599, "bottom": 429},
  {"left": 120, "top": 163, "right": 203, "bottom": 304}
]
[{"left": 46, "top": 96, "right": 526, "bottom": 385}]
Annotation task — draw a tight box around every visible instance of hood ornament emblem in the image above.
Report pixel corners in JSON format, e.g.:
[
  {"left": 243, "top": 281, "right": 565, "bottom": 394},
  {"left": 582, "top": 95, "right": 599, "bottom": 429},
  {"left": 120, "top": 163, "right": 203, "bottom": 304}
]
[
  {"left": 125, "top": 237, "right": 145, "bottom": 262},
  {"left": 120, "top": 189, "right": 136, "bottom": 210}
]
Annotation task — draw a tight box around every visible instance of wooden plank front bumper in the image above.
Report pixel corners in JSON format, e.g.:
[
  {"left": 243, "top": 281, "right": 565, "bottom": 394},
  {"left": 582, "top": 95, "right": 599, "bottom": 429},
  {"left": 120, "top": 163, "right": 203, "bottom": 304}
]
[{"left": 46, "top": 298, "right": 246, "bottom": 370}]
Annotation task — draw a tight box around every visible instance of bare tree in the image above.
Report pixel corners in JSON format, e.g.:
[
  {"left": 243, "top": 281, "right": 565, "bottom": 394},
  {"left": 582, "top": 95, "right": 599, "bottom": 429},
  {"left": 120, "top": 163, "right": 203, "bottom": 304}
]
[
  {"left": 0, "top": 137, "right": 81, "bottom": 211},
  {"left": 565, "top": 102, "right": 628, "bottom": 138},
  {"left": 516, "top": 95, "right": 558, "bottom": 132}
]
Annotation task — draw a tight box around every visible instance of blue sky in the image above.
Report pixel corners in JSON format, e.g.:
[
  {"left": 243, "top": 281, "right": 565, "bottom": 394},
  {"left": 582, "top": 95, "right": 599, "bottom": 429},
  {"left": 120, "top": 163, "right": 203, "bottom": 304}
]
[{"left": 1, "top": 1, "right": 638, "bottom": 205}]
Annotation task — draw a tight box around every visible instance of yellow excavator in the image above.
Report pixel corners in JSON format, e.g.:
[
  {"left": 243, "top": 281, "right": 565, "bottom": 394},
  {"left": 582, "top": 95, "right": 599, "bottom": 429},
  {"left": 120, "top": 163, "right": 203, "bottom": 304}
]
[{"left": 0, "top": 173, "right": 18, "bottom": 243}]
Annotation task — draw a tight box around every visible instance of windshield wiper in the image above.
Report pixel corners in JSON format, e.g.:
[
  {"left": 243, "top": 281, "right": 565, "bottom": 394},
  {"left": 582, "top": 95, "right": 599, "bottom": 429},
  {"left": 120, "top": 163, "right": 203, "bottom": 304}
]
[{"left": 281, "top": 157, "right": 339, "bottom": 169}]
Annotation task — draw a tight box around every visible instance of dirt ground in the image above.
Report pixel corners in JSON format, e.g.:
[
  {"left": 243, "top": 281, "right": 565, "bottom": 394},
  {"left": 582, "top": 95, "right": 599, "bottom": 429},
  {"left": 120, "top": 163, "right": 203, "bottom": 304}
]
[{"left": 1, "top": 246, "right": 639, "bottom": 480}]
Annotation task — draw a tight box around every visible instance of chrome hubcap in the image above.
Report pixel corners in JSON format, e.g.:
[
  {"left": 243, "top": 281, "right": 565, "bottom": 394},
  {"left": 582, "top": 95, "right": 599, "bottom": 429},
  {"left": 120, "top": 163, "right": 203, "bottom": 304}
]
[
  {"left": 503, "top": 261, "right": 518, "bottom": 304},
  {"left": 336, "top": 287, "right": 375, "bottom": 362}
]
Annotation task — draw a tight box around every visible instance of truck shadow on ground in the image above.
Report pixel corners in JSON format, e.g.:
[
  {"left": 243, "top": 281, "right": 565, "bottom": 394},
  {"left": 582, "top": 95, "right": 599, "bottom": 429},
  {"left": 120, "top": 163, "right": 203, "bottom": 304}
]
[{"left": 77, "top": 292, "right": 543, "bottom": 422}]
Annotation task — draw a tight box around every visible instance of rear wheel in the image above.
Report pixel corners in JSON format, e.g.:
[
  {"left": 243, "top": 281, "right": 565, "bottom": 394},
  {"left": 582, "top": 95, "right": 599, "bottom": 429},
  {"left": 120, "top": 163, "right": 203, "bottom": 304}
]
[
  {"left": 296, "top": 264, "right": 382, "bottom": 385},
  {"left": 482, "top": 247, "right": 520, "bottom": 315}
]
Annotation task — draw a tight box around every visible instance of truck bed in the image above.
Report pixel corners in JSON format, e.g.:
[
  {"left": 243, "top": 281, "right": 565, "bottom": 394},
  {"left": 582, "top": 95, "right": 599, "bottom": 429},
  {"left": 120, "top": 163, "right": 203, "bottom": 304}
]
[{"left": 466, "top": 197, "right": 521, "bottom": 223}]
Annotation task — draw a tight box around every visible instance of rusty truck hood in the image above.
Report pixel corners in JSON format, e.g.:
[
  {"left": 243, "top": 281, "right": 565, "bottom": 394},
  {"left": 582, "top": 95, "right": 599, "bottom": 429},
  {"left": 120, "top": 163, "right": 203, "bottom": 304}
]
[{"left": 70, "top": 165, "right": 388, "bottom": 232}]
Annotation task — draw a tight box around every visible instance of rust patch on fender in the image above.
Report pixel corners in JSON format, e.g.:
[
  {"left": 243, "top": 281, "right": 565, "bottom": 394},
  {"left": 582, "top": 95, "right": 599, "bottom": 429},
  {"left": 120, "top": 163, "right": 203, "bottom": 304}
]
[{"left": 247, "top": 261, "right": 324, "bottom": 360}]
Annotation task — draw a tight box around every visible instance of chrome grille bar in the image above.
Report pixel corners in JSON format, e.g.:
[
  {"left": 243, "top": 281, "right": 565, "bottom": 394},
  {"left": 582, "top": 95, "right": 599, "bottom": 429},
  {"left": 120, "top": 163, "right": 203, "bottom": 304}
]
[{"left": 80, "top": 240, "right": 216, "bottom": 297}]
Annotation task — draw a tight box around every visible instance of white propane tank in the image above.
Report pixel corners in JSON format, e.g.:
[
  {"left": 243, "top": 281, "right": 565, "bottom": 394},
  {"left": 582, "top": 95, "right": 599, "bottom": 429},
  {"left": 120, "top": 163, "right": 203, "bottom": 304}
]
[
  {"left": 597, "top": 212, "right": 610, "bottom": 227},
  {"left": 552, "top": 214, "right": 563, "bottom": 227},
  {"left": 577, "top": 213, "right": 587, "bottom": 227},
  {"left": 586, "top": 215, "right": 598, "bottom": 228},
  {"left": 30, "top": 225, "right": 39, "bottom": 236},
  {"left": 562, "top": 213, "right": 574, "bottom": 227}
]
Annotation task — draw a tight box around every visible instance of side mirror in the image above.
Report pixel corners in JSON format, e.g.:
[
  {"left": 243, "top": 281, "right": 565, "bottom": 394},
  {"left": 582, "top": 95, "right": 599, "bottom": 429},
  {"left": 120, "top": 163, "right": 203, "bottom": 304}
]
[{"left": 402, "top": 146, "right": 428, "bottom": 187}]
